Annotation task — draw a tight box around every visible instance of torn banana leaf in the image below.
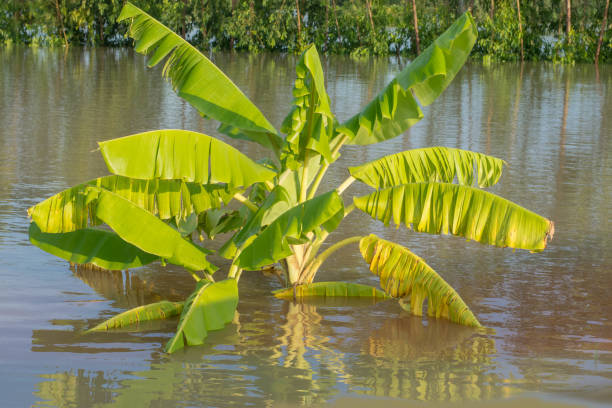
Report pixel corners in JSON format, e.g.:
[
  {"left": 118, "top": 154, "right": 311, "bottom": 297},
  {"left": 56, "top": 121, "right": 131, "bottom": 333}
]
[
  {"left": 360, "top": 235, "right": 480, "bottom": 327},
  {"left": 354, "top": 182, "right": 553, "bottom": 252}
]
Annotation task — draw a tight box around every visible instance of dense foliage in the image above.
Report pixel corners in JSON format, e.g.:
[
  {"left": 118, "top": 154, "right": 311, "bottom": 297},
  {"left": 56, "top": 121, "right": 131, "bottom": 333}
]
[{"left": 1, "top": 0, "right": 610, "bottom": 63}]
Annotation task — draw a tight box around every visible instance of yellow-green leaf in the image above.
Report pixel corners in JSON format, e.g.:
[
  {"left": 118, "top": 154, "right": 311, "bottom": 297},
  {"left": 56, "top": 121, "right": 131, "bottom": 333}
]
[
  {"left": 28, "top": 175, "right": 235, "bottom": 233},
  {"left": 360, "top": 235, "right": 481, "bottom": 327},
  {"left": 99, "top": 130, "right": 276, "bottom": 188},
  {"left": 94, "top": 189, "right": 216, "bottom": 272},
  {"left": 349, "top": 147, "right": 505, "bottom": 189},
  {"left": 118, "top": 3, "right": 281, "bottom": 150},
  {"left": 273, "top": 282, "right": 390, "bottom": 299},
  {"left": 354, "top": 183, "right": 553, "bottom": 252},
  {"left": 165, "top": 279, "right": 238, "bottom": 353},
  {"left": 86, "top": 301, "right": 184, "bottom": 333},
  {"left": 339, "top": 12, "right": 477, "bottom": 145}
]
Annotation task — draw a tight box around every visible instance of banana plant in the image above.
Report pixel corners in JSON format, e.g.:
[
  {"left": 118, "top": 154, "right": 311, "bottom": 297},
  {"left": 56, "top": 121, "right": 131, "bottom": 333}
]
[{"left": 27, "top": 3, "right": 554, "bottom": 353}]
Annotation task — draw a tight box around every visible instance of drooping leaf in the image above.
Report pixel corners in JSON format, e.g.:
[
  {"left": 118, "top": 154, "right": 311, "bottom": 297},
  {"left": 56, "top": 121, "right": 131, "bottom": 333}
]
[
  {"left": 354, "top": 183, "right": 554, "bottom": 252},
  {"left": 27, "top": 175, "right": 236, "bottom": 234},
  {"left": 281, "top": 45, "right": 335, "bottom": 163},
  {"left": 236, "top": 191, "right": 344, "bottom": 270},
  {"left": 118, "top": 3, "right": 281, "bottom": 151},
  {"left": 349, "top": 147, "right": 505, "bottom": 189},
  {"left": 338, "top": 12, "right": 478, "bottom": 145},
  {"left": 29, "top": 222, "right": 159, "bottom": 270},
  {"left": 273, "top": 282, "right": 390, "bottom": 299},
  {"left": 165, "top": 279, "right": 238, "bottom": 353},
  {"left": 86, "top": 301, "right": 184, "bottom": 333},
  {"left": 93, "top": 188, "right": 216, "bottom": 272},
  {"left": 99, "top": 130, "right": 276, "bottom": 189},
  {"left": 360, "top": 235, "right": 481, "bottom": 327}
]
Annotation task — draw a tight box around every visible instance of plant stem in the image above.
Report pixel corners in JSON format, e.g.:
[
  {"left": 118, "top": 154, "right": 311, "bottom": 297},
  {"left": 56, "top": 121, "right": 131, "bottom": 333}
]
[
  {"left": 307, "top": 134, "right": 348, "bottom": 200},
  {"left": 188, "top": 269, "right": 201, "bottom": 282},
  {"left": 302, "top": 235, "right": 364, "bottom": 283},
  {"left": 307, "top": 162, "right": 329, "bottom": 199},
  {"left": 299, "top": 151, "right": 311, "bottom": 202},
  {"left": 336, "top": 176, "right": 356, "bottom": 195},
  {"left": 233, "top": 192, "right": 259, "bottom": 212}
]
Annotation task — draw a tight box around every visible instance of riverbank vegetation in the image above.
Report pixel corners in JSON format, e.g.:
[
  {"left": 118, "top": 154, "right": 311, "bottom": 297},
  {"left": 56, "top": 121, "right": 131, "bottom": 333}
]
[{"left": 1, "top": 0, "right": 610, "bottom": 63}]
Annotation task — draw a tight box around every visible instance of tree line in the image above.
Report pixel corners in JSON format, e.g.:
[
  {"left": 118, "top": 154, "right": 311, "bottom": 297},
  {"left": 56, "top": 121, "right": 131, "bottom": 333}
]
[{"left": 1, "top": 0, "right": 610, "bottom": 63}]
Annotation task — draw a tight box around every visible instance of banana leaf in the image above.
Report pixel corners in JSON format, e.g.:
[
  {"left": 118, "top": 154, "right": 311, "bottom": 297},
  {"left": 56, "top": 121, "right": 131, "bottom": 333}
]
[
  {"left": 349, "top": 147, "right": 505, "bottom": 189},
  {"left": 281, "top": 45, "right": 335, "bottom": 163},
  {"left": 28, "top": 175, "right": 237, "bottom": 234},
  {"left": 165, "top": 279, "right": 238, "bottom": 353},
  {"left": 86, "top": 301, "right": 184, "bottom": 333},
  {"left": 354, "top": 183, "right": 554, "bottom": 252},
  {"left": 236, "top": 191, "right": 344, "bottom": 270},
  {"left": 29, "top": 222, "right": 159, "bottom": 270},
  {"left": 118, "top": 3, "right": 281, "bottom": 151},
  {"left": 360, "top": 235, "right": 481, "bottom": 327},
  {"left": 273, "top": 282, "right": 390, "bottom": 299},
  {"left": 99, "top": 130, "right": 276, "bottom": 188},
  {"left": 93, "top": 188, "right": 216, "bottom": 272},
  {"left": 338, "top": 12, "right": 477, "bottom": 145}
]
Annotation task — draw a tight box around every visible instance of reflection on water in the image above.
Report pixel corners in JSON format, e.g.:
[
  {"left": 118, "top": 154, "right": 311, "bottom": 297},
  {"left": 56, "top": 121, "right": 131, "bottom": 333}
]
[{"left": 0, "top": 48, "right": 611, "bottom": 406}]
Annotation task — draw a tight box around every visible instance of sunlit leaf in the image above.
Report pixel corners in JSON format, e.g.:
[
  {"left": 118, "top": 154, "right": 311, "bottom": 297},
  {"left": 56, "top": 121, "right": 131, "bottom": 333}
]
[
  {"left": 338, "top": 12, "right": 477, "bottom": 145},
  {"left": 273, "top": 282, "right": 390, "bottom": 299},
  {"left": 281, "top": 45, "right": 335, "bottom": 163},
  {"left": 355, "top": 183, "right": 553, "bottom": 252},
  {"left": 86, "top": 301, "right": 184, "bottom": 333},
  {"left": 349, "top": 147, "right": 505, "bottom": 188},
  {"left": 27, "top": 175, "right": 236, "bottom": 234},
  {"left": 118, "top": 2, "right": 281, "bottom": 150},
  {"left": 99, "top": 130, "right": 276, "bottom": 188},
  {"left": 360, "top": 235, "right": 481, "bottom": 327},
  {"left": 165, "top": 279, "right": 238, "bottom": 353},
  {"left": 93, "top": 188, "right": 216, "bottom": 272}
]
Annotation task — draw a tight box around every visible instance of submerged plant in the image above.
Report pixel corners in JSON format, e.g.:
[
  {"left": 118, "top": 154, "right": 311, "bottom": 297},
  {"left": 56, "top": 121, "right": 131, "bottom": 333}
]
[{"left": 28, "top": 3, "right": 553, "bottom": 353}]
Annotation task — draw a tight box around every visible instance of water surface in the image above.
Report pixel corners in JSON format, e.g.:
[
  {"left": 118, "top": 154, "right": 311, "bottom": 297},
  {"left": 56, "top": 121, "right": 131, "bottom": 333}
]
[{"left": 0, "top": 47, "right": 611, "bottom": 407}]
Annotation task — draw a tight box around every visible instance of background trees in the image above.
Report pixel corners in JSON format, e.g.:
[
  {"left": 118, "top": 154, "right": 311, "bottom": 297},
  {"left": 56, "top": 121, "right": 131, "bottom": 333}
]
[{"left": 1, "top": 1, "right": 610, "bottom": 62}]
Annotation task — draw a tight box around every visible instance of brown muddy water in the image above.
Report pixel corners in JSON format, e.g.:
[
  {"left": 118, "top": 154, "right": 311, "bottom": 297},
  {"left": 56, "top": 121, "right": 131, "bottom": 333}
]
[{"left": 0, "top": 47, "right": 611, "bottom": 407}]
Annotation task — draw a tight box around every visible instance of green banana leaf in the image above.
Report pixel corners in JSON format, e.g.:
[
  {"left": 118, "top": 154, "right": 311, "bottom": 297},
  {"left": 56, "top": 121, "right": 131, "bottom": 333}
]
[
  {"left": 281, "top": 45, "right": 335, "bottom": 163},
  {"left": 28, "top": 175, "right": 237, "bottom": 234},
  {"left": 338, "top": 12, "right": 477, "bottom": 145},
  {"left": 349, "top": 147, "right": 505, "bottom": 189},
  {"left": 236, "top": 191, "right": 344, "bottom": 270},
  {"left": 93, "top": 188, "right": 216, "bottom": 272},
  {"left": 118, "top": 3, "right": 281, "bottom": 151},
  {"left": 165, "top": 279, "right": 238, "bottom": 353},
  {"left": 99, "top": 130, "right": 276, "bottom": 189},
  {"left": 86, "top": 301, "right": 184, "bottom": 333},
  {"left": 234, "top": 186, "right": 292, "bottom": 247},
  {"left": 360, "top": 235, "right": 481, "bottom": 327},
  {"left": 29, "top": 222, "right": 159, "bottom": 270},
  {"left": 218, "top": 186, "right": 292, "bottom": 259},
  {"left": 273, "top": 282, "right": 390, "bottom": 299},
  {"left": 354, "top": 183, "right": 554, "bottom": 252}
]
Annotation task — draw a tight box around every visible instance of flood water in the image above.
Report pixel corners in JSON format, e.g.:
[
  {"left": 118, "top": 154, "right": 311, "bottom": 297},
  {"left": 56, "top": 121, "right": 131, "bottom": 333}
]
[{"left": 0, "top": 47, "right": 611, "bottom": 407}]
